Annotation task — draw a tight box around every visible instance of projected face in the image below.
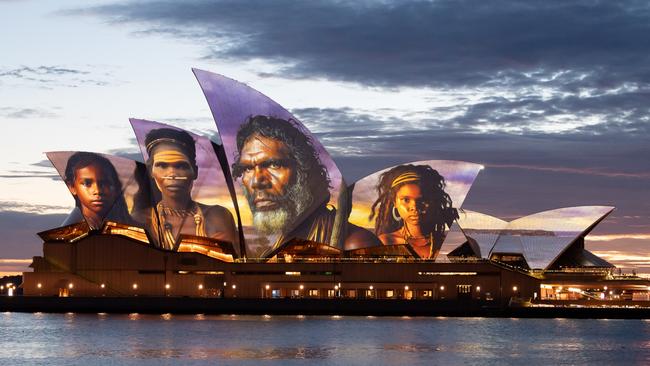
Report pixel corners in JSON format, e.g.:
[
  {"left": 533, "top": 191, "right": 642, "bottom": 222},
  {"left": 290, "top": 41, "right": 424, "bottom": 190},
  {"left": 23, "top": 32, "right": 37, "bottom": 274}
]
[
  {"left": 394, "top": 183, "right": 429, "bottom": 229},
  {"left": 239, "top": 134, "right": 295, "bottom": 211},
  {"left": 150, "top": 142, "right": 195, "bottom": 201},
  {"left": 238, "top": 133, "right": 312, "bottom": 235},
  {"left": 69, "top": 164, "right": 118, "bottom": 217}
]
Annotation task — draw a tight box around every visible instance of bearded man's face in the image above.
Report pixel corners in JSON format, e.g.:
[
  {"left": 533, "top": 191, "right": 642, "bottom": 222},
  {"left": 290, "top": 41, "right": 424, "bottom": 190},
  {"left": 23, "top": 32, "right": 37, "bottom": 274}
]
[{"left": 237, "top": 133, "right": 312, "bottom": 234}]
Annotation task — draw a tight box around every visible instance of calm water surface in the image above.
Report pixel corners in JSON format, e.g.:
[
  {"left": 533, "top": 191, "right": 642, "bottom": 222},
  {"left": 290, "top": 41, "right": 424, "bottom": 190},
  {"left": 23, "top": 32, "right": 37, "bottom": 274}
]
[{"left": 1, "top": 312, "right": 650, "bottom": 365}]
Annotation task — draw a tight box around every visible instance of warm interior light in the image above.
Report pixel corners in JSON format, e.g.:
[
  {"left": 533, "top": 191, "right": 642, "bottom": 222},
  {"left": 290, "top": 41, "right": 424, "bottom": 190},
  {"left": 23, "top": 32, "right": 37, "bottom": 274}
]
[
  {"left": 232, "top": 284, "right": 236, "bottom": 289},
  {"left": 369, "top": 285, "right": 374, "bottom": 290},
  {"left": 68, "top": 283, "right": 74, "bottom": 289},
  {"left": 404, "top": 286, "right": 409, "bottom": 291},
  {"left": 37, "top": 283, "right": 42, "bottom": 288},
  {"left": 265, "top": 284, "right": 270, "bottom": 290},
  {"left": 165, "top": 284, "right": 171, "bottom": 290},
  {"left": 100, "top": 284, "right": 105, "bottom": 289},
  {"left": 299, "top": 285, "right": 304, "bottom": 290},
  {"left": 133, "top": 283, "right": 138, "bottom": 289},
  {"left": 476, "top": 286, "right": 481, "bottom": 292},
  {"left": 440, "top": 285, "right": 445, "bottom": 291},
  {"left": 513, "top": 286, "right": 518, "bottom": 292},
  {"left": 198, "top": 284, "right": 204, "bottom": 290}
]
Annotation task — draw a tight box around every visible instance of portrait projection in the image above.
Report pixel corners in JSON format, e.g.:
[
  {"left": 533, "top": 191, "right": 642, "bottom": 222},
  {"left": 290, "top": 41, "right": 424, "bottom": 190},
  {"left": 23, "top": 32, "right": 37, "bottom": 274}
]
[
  {"left": 130, "top": 119, "right": 238, "bottom": 257},
  {"left": 194, "top": 69, "right": 379, "bottom": 258},
  {"left": 348, "top": 161, "right": 483, "bottom": 259},
  {"left": 47, "top": 151, "right": 143, "bottom": 232}
]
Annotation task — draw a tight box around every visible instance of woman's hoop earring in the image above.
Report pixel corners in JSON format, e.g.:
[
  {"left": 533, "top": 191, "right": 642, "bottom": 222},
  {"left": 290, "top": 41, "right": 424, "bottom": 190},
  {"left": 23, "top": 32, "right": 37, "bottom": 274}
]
[{"left": 392, "top": 207, "right": 402, "bottom": 222}]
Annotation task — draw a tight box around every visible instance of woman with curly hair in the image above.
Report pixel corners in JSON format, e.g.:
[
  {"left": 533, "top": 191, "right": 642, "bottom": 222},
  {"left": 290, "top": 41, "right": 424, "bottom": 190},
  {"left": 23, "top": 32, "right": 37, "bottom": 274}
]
[{"left": 369, "top": 164, "right": 458, "bottom": 259}]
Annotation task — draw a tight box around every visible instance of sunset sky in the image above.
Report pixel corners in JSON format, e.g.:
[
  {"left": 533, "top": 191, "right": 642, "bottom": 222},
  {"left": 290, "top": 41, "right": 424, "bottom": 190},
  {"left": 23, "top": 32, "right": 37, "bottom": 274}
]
[{"left": 1, "top": 0, "right": 649, "bottom": 275}]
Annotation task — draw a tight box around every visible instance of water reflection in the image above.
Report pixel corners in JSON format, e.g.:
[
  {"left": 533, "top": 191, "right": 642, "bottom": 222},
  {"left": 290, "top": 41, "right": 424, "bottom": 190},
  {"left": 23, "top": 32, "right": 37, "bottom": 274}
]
[{"left": 2, "top": 314, "right": 650, "bottom": 364}]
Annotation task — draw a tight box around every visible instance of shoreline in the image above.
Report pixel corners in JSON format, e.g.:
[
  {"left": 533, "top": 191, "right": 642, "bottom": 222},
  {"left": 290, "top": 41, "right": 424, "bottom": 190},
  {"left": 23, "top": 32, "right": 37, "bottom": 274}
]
[{"left": 3, "top": 297, "right": 650, "bottom": 319}]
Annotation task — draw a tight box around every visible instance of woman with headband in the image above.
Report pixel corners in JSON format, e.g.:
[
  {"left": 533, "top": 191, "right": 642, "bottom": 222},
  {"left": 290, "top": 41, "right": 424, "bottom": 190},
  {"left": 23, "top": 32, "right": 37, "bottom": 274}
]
[
  {"left": 137, "top": 128, "right": 237, "bottom": 250},
  {"left": 369, "top": 164, "right": 458, "bottom": 259}
]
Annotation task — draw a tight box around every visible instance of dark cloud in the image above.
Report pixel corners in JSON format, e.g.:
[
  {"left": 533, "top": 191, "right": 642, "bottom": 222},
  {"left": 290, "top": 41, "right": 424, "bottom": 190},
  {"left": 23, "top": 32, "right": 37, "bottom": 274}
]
[
  {"left": 77, "top": 0, "right": 650, "bottom": 88},
  {"left": 0, "top": 211, "right": 68, "bottom": 259},
  {"left": 70, "top": 0, "right": 650, "bottom": 137}
]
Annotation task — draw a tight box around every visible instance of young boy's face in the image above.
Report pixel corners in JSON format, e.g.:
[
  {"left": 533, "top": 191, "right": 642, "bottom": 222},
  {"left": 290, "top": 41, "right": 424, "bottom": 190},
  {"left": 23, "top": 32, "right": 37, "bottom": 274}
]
[{"left": 69, "top": 164, "right": 118, "bottom": 216}]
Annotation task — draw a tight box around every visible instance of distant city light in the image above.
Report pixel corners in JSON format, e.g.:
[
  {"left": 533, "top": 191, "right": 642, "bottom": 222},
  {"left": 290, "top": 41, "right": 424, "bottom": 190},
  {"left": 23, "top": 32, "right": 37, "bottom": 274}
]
[
  {"left": 476, "top": 286, "right": 481, "bottom": 292},
  {"left": 198, "top": 284, "right": 204, "bottom": 290},
  {"left": 440, "top": 285, "right": 445, "bottom": 291},
  {"left": 265, "top": 284, "right": 270, "bottom": 290},
  {"left": 100, "top": 284, "right": 105, "bottom": 289},
  {"left": 369, "top": 285, "right": 374, "bottom": 290},
  {"left": 68, "top": 283, "right": 74, "bottom": 289},
  {"left": 165, "top": 284, "right": 170, "bottom": 290},
  {"left": 232, "top": 284, "right": 236, "bottom": 289},
  {"left": 132, "top": 283, "right": 138, "bottom": 290},
  {"left": 37, "top": 283, "right": 42, "bottom": 289},
  {"left": 513, "top": 286, "right": 518, "bottom": 292},
  {"left": 404, "top": 285, "right": 409, "bottom": 291},
  {"left": 299, "top": 285, "right": 304, "bottom": 290}
]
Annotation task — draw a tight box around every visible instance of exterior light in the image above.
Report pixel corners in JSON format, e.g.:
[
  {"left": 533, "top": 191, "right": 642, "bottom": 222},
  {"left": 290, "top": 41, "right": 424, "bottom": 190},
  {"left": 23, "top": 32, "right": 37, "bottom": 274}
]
[
  {"left": 132, "top": 283, "right": 138, "bottom": 290},
  {"left": 369, "top": 285, "right": 374, "bottom": 290},
  {"left": 440, "top": 285, "right": 445, "bottom": 291},
  {"left": 604, "top": 286, "right": 608, "bottom": 290},
  {"left": 299, "top": 285, "right": 304, "bottom": 290},
  {"left": 223, "top": 282, "right": 227, "bottom": 286},
  {"left": 37, "top": 283, "right": 42, "bottom": 289},
  {"left": 198, "top": 284, "right": 204, "bottom": 290},
  {"left": 404, "top": 286, "right": 409, "bottom": 291},
  {"left": 0, "top": 286, "right": 4, "bottom": 290},
  {"left": 476, "top": 286, "right": 481, "bottom": 292},
  {"left": 100, "top": 284, "right": 105, "bottom": 289},
  {"left": 232, "top": 284, "right": 236, "bottom": 289},
  {"left": 334, "top": 285, "right": 339, "bottom": 290},
  {"left": 558, "top": 286, "right": 563, "bottom": 291},
  {"left": 68, "top": 283, "right": 74, "bottom": 289},
  {"left": 513, "top": 286, "right": 518, "bottom": 292},
  {"left": 265, "top": 284, "right": 270, "bottom": 290},
  {"left": 165, "top": 284, "right": 171, "bottom": 290},
  {"left": 609, "top": 290, "right": 614, "bottom": 295}
]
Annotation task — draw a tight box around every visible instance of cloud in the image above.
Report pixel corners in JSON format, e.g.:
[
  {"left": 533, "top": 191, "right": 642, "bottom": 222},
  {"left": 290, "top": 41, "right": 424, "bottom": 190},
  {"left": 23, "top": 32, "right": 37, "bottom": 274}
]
[
  {"left": 0, "top": 211, "right": 68, "bottom": 259},
  {"left": 0, "top": 201, "right": 71, "bottom": 215},
  {"left": 0, "top": 107, "right": 57, "bottom": 119},
  {"left": 77, "top": 1, "right": 650, "bottom": 87},
  {"left": 0, "top": 65, "right": 112, "bottom": 87}
]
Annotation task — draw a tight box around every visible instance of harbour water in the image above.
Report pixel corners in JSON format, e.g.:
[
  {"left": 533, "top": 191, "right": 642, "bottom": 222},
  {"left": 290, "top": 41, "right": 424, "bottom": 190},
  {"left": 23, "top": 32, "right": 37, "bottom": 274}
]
[{"left": 2, "top": 312, "right": 650, "bottom": 365}]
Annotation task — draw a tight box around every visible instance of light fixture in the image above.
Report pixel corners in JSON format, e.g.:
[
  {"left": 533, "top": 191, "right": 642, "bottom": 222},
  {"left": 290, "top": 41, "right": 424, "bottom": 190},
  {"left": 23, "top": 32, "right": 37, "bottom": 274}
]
[
  {"left": 68, "top": 283, "right": 74, "bottom": 289},
  {"left": 100, "top": 284, "right": 105, "bottom": 289},
  {"left": 404, "top": 285, "right": 409, "bottom": 291},
  {"left": 165, "top": 284, "right": 170, "bottom": 290},
  {"left": 513, "top": 286, "right": 518, "bottom": 292},
  {"left": 369, "top": 285, "right": 374, "bottom": 290},
  {"left": 440, "top": 285, "right": 445, "bottom": 291},
  {"left": 133, "top": 283, "right": 138, "bottom": 290},
  {"left": 198, "top": 284, "right": 204, "bottom": 290},
  {"left": 232, "top": 284, "right": 236, "bottom": 289},
  {"left": 265, "top": 284, "right": 270, "bottom": 290},
  {"left": 37, "top": 283, "right": 42, "bottom": 289},
  {"left": 476, "top": 286, "right": 481, "bottom": 292},
  {"left": 299, "top": 285, "right": 304, "bottom": 290}
]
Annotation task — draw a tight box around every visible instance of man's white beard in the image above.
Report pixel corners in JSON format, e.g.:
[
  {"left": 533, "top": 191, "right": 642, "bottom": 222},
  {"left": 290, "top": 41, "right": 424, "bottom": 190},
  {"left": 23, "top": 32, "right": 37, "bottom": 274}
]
[{"left": 246, "top": 178, "right": 313, "bottom": 236}]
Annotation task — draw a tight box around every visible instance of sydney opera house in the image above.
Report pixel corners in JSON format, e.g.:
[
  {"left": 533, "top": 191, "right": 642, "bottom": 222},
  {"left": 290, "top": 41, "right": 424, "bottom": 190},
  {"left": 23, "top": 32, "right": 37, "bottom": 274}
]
[{"left": 20, "top": 70, "right": 650, "bottom": 308}]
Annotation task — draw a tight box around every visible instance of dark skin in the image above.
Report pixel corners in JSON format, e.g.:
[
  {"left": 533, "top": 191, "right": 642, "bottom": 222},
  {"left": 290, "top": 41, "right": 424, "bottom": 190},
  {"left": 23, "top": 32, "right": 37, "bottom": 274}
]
[
  {"left": 238, "top": 133, "right": 381, "bottom": 250},
  {"left": 149, "top": 143, "right": 237, "bottom": 244}
]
